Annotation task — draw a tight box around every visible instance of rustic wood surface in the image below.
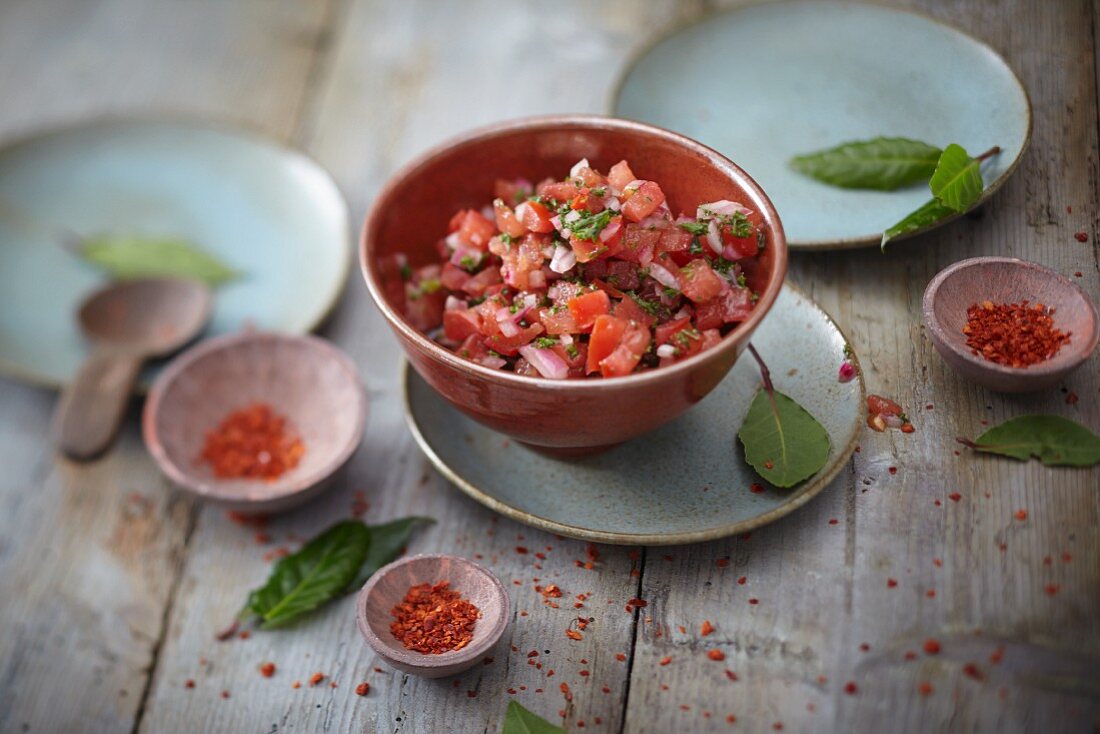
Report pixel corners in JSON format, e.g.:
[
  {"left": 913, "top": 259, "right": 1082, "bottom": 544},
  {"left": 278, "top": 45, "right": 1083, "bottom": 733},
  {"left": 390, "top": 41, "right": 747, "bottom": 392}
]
[{"left": 0, "top": 1, "right": 1096, "bottom": 733}]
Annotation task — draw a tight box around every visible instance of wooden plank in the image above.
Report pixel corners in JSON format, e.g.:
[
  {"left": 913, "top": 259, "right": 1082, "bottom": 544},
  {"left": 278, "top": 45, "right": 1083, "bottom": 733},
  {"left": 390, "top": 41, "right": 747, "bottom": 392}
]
[
  {"left": 0, "top": 2, "right": 334, "bottom": 733},
  {"left": 624, "top": 0, "right": 1100, "bottom": 732}
]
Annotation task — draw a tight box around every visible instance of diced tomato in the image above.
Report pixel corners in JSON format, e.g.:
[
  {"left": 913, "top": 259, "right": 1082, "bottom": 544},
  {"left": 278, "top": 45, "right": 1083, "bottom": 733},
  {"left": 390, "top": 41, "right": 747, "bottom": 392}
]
[
  {"left": 493, "top": 199, "right": 527, "bottom": 238},
  {"left": 500, "top": 235, "right": 546, "bottom": 290},
  {"left": 618, "top": 225, "right": 661, "bottom": 263},
  {"left": 443, "top": 308, "right": 481, "bottom": 342},
  {"left": 655, "top": 316, "right": 692, "bottom": 346},
  {"left": 567, "top": 289, "right": 610, "bottom": 331},
  {"left": 612, "top": 294, "right": 656, "bottom": 330},
  {"left": 657, "top": 227, "right": 694, "bottom": 265},
  {"left": 460, "top": 266, "right": 503, "bottom": 297},
  {"left": 571, "top": 236, "right": 605, "bottom": 264},
  {"left": 486, "top": 323, "right": 544, "bottom": 356},
  {"left": 605, "top": 260, "right": 640, "bottom": 291},
  {"left": 586, "top": 315, "right": 628, "bottom": 374},
  {"left": 494, "top": 178, "right": 531, "bottom": 204},
  {"left": 450, "top": 210, "right": 495, "bottom": 249},
  {"left": 694, "top": 286, "right": 753, "bottom": 330},
  {"left": 516, "top": 200, "right": 555, "bottom": 233},
  {"left": 550, "top": 341, "right": 588, "bottom": 377},
  {"left": 621, "top": 181, "right": 666, "bottom": 222},
  {"left": 599, "top": 320, "right": 651, "bottom": 377},
  {"left": 700, "top": 328, "right": 723, "bottom": 350},
  {"left": 539, "top": 307, "right": 577, "bottom": 335},
  {"left": 678, "top": 259, "right": 724, "bottom": 303},
  {"left": 592, "top": 278, "right": 625, "bottom": 299},
  {"left": 721, "top": 228, "right": 759, "bottom": 259},
  {"left": 404, "top": 288, "right": 445, "bottom": 332},
  {"left": 538, "top": 181, "right": 580, "bottom": 204},
  {"left": 607, "top": 161, "right": 636, "bottom": 192},
  {"left": 868, "top": 395, "right": 903, "bottom": 416},
  {"left": 440, "top": 262, "right": 471, "bottom": 291},
  {"left": 571, "top": 166, "right": 606, "bottom": 188}
]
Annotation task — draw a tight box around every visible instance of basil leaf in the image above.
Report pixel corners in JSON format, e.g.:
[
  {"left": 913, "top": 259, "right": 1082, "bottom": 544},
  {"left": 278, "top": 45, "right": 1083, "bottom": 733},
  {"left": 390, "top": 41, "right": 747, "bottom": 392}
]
[
  {"left": 789, "top": 137, "right": 942, "bottom": 190},
  {"left": 79, "top": 234, "right": 240, "bottom": 285},
  {"left": 346, "top": 516, "right": 436, "bottom": 592},
  {"left": 242, "top": 520, "right": 370, "bottom": 629},
  {"left": 880, "top": 198, "right": 956, "bottom": 250},
  {"left": 502, "top": 701, "right": 566, "bottom": 734},
  {"left": 960, "top": 415, "right": 1100, "bottom": 467},
  {"left": 928, "top": 143, "right": 984, "bottom": 212}
]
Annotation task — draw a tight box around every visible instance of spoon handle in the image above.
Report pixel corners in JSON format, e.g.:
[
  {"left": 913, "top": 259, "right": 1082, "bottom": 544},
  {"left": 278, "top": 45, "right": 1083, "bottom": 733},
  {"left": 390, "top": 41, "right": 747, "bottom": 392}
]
[{"left": 52, "top": 351, "right": 143, "bottom": 461}]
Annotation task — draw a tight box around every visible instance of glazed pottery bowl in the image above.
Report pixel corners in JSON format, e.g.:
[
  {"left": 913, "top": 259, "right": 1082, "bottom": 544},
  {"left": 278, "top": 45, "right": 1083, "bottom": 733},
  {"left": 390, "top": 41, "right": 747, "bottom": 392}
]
[
  {"left": 143, "top": 332, "right": 368, "bottom": 512},
  {"left": 922, "top": 257, "right": 1099, "bottom": 393},
  {"left": 356, "top": 554, "right": 510, "bottom": 678},
  {"left": 361, "top": 115, "right": 787, "bottom": 453}
]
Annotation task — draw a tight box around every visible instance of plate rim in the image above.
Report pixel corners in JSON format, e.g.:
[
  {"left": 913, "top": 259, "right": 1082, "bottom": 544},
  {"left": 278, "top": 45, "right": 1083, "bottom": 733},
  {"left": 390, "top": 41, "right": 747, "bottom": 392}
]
[
  {"left": 0, "top": 115, "right": 352, "bottom": 391},
  {"left": 606, "top": 0, "right": 1033, "bottom": 250},
  {"left": 402, "top": 282, "right": 867, "bottom": 546}
]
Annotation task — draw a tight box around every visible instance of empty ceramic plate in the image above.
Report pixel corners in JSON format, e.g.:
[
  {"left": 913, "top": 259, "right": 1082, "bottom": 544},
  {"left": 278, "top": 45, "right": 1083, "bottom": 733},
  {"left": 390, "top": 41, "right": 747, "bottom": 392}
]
[
  {"left": 0, "top": 119, "right": 350, "bottom": 388},
  {"left": 611, "top": 0, "right": 1031, "bottom": 248}
]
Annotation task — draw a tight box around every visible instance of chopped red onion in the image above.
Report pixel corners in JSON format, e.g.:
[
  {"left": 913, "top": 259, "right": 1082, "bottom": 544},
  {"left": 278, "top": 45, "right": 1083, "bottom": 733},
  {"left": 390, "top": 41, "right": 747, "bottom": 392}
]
[
  {"left": 599, "top": 216, "right": 622, "bottom": 243},
  {"left": 706, "top": 219, "right": 723, "bottom": 254},
  {"left": 648, "top": 262, "right": 680, "bottom": 290},
  {"left": 656, "top": 344, "right": 677, "bottom": 359},
  {"left": 518, "top": 345, "right": 569, "bottom": 379},
  {"left": 838, "top": 361, "right": 856, "bottom": 383},
  {"left": 569, "top": 158, "right": 591, "bottom": 180},
  {"left": 444, "top": 295, "right": 466, "bottom": 311},
  {"left": 550, "top": 244, "right": 577, "bottom": 273}
]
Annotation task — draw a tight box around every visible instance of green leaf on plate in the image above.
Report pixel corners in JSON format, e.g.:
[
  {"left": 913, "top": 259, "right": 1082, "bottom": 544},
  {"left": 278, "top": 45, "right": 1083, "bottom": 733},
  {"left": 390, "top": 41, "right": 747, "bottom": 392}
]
[
  {"left": 880, "top": 198, "right": 956, "bottom": 250},
  {"left": 738, "top": 346, "right": 831, "bottom": 488},
  {"left": 241, "top": 520, "right": 370, "bottom": 629},
  {"left": 346, "top": 516, "right": 436, "bottom": 592},
  {"left": 789, "top": 137, "right": 942, "bottom": 190},
  {"left": 927, "top": 143, "right": 984, "bottom": 212},
  {"left": 959, "top": 415, "right": 1100, "bottom": 467},
  {"left": 78, "top": 234, "right": 240, "bottom": 285},
  {"left": 502, "top": 701, "right": 566, "bottom": 734}
]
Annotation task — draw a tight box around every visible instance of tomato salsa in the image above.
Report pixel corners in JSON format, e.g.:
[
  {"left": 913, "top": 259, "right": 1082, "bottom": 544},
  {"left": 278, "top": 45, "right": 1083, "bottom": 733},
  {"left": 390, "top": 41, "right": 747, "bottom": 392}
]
[{"left": 388, "top": 159, "right": 764, "bottom": 379}]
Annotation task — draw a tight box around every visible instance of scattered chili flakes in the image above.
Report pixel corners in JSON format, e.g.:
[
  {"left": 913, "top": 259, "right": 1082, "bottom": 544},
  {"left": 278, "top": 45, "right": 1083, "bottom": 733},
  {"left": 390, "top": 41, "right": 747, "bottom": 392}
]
[
  {"left": 560, "top": 682, "right": 572, "bottom": 701},
  {"left": 859, "top": 643, "right": 870, "bottom": 652},
  {"left": 1062, "top": 552, "right": 1073, "bottom": 563},
  {"left": 828, "top": 518, "right": 839, "bottom": 525},
  {"left": 659, "top": 656, "right": 672, "bottom": 666},
  {"left": 515, "top": 546, "right": 528, "bottom": 554},
  {"left": 1015, "top": 509, "right": 1028, "bottom": 521},
  {"left": 184, "top": 679, "right": 195, "bottom": 689},
  {"left": 962, "top": 663, "right": 984, "bottom": 681},
  {"left": 725, "top": 670, "right": 738, "bottom": 682},
  {"left": 259, "top": 662, "right": 276, "bottom": 678},
  {"left": 625, "top": 597, "right": 648, "bottom": 613},
  {"left": 291, "top": 680, "right": 301, "bottom": 689},
  {"left": 750, "top": 483, "right": 765, "bottom": 494},
  {"left": 923, "top": 639, "right": 941, "bottom": 655},
  {"left": 933, "top": 558, "right": 943, "bottom": 568},
  {"left": 866, "top": 394, "right": 911, "bottom": 433},
  {"left": 948, "top": 492, "right": 961, "bottom": 502},
  {"left": 615, "top": 653, "right": 626, "bottom": 662},
  {"left": 963, "top": 300, "right": 1071, "bottom": 367},
  {"left": 707, "top": 649, "right": 726, "bottom": 662},
  {"left": 1066, "top": 392, "right": 1079, "bottom": 405},
  {"left": 989, "top": 646, "right": 1005, "bottom": 665},
  {"left": 200, "top": 403, "right": 305, "bottom": 480},
  {"left": 737, "top": 576, "right": 747, "bottom": 585},
  {"left": 390, "top": 582, "right": 480, "bottom": 654},
  {"left": 904, "top": 650, "right": 917, "bottom": 661},
  {"left": 716, "top": 557, "right": 730, "bottom": 568},
  {"left": 1044, "top": 584, "right": 1061, "bottom": 596},
  {"left": 748, "top": 598, "right": 759, "bottom": 605},
  {"left": 844, "top": 681, "right": 858, "bottom": 695},
  {"left": 308, "top": 672, "right": 325, "bottom": 687},
  {"left": 727, "top": 715, "right": 737, "bottom": 724},
  {"left": 221, "top": 690, "right": 230, "bottom": 699},
  {"left": 565, "top": 629, "right": 583, "bottom": 641},
  {"left": 887, "top": 578, "right": 898, "bottom": 588},
  {"left": 1074, "top": 231, "right": 1088, "bottom": 242},
  {"left": 918, "top": 681, "right": 934, "bottom": 696},
  {"left": 355, "top": 682, "right": 370, "bottom": 696},
  {"left": 888, "top": 466, "right": 898, "bottom": 475},
  {"left": 926, "top": 589, "right": 936, "bottom": 598},
  {"left": 701, "top": 620, "right": 715, "bottom": 636}
]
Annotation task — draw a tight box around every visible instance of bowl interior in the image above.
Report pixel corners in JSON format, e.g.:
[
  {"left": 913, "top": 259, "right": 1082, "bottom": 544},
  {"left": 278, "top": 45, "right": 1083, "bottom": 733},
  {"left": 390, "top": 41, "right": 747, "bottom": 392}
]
[
  {"left": 150, "top": 334, "right": 365, "bottom": 499},
  {"left": 360, "top": 555, "right": 507, "bottom": 665},
  {"left": 930, "top": 259, "right": 1098, "bottom": 369},
  {"left": 365, "top": 118, "right": 782, "bottom": 329}
]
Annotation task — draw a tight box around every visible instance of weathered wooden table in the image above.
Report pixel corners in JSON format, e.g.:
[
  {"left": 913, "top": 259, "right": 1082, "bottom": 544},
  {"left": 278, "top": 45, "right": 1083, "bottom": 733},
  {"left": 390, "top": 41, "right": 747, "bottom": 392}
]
[{"left": 0, "top": 1, "right": 1096, "bottom": 732}]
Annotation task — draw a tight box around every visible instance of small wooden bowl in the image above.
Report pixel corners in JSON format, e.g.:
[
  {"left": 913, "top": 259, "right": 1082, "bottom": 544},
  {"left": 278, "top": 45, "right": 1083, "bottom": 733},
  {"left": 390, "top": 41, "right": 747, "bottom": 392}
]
[
  {"left": 356, "top": 554, "right": 510, "bottom": 678},
  {"left": 922, "top": 257, "right": 1098, "bottom": 393},
  {"left": 143, "top": 332, "right": 367, "bottom": 513}
]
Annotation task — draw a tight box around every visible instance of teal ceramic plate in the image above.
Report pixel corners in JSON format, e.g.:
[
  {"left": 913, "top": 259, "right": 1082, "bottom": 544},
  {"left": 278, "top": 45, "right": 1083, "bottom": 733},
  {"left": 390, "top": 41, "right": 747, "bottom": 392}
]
[
  {"left": 611, "top": 0, "right": 1031, "bottom": 249},
  {"left": 0, "top": 119, "right": 349, "bottom": 388},
  {"left": 404, "top": 284, "right": 865, "bottom": 545}
]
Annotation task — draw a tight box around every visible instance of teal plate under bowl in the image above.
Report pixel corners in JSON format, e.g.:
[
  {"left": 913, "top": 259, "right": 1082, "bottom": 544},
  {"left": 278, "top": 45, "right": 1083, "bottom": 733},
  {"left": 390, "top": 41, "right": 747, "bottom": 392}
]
[
  {"left": 404, "top": 285, "right": 866, "bottom": 545},
  {"left": 0, "top": 119, "right": 350, "bottom": 388},
  {"left": 611, "top": 0, "right": 1031, "bottom": 249}
]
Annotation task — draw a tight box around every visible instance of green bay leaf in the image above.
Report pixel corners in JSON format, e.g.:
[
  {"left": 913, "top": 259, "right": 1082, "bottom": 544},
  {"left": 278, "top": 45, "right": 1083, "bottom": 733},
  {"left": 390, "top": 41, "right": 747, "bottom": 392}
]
[
  {"left": 965, "top": 415, "right": 1100, "bottom": 467},
  {"left": 502, "top": 701, "right": 566, "bottom": 734},
  {"left": 880, "top": 198, "right": 957, "bottom": 249},
  {"left": 789, "top": 137, "right": 942, "bottom": 190},
  {"left": 242, "top": 520, "right": 370, "bottom": 629},
  {"left": 928, "top": 143, "right": 984, "bottom": 212},
  {"left": 738, "top": 387, "right": 831, "bottom": 488},
  {"left": 346, "top": 516, "right": 436, "bottom": 592},
  {"left": 79, "top": 234, "right": 240, "bottom": 285}
]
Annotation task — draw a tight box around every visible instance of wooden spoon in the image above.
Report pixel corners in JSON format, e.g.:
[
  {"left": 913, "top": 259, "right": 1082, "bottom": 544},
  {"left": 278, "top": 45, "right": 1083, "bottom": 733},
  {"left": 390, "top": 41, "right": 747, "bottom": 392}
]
[{"left": 53, "top": 278, "right": 212, "bottom": 460}]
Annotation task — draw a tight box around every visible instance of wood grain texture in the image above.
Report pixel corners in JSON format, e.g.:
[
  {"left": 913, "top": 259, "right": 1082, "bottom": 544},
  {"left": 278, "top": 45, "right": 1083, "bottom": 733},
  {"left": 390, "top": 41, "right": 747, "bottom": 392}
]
[{"left": 0, "top": 0, "right": 1097, "bottom": 733}]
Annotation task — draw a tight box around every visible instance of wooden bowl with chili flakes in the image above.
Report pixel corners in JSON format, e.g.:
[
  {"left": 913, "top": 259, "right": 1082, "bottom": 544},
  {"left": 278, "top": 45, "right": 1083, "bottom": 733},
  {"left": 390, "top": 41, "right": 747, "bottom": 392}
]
[
  {"left": 922, "top": 257, "right": 1098, "bottom": 393},
  {"left": 143, "top": 331, "right": 367, "bottom": 513},
  {"left": 356, "top": 554, "right": 510, "bottom": 678}
]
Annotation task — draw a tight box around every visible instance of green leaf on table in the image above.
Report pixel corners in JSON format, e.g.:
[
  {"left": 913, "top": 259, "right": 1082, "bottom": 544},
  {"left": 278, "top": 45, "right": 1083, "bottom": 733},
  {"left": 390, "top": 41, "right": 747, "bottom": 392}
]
[
  {"left": 78, "top": 234, "right": 240, "bottom": 285},
  {"left": 241, "top": 520, "right": 370, "bottom": 629},
  {"left": 880, "top": 198, "right": 956, "bottom": 250},
  {"left": 502, "top": 701, "right": 566, "bottom": 734},
  {"left": 789, "top": 137, "right": 942, "bottom": 190},
  {"left": 959, "top": 415, "right": 1100, "bottom": 467},
  {"left": 928, "top": 143, "right": 985, "bottom": 212},
  {"left": 346, "top": 516, "right": 436, "bottom": 592}
]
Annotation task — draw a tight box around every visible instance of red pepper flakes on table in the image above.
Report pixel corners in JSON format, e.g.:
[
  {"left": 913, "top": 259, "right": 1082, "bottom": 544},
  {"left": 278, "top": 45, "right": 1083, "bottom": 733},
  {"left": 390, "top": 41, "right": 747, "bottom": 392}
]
[
  {"left": 200, "top": 403, "right": 305, "bottom": 480},
  {"left": 625, "top": 597, "right": 647, "bottom": 613},
  {"left": 707, "top": 649, "right": 726, "bottom": 662},
  {"left": 859, "top": 643, "right": 871, "bottom": 652},
  {"left": 701, "top": 620, "right": 715, "bottom": 636},
  {"left": 737, "top": 576, "right": 747, "bottom": 585},
  {"left": 390, "top": 582, "right": 480, "bottom": 653},
  {"left": 887, "top": 578, "right": 898, "bottom": 588},
  {"left": 291, "top": 680, "right": 301, "bottom": 689},
  {"left": 715, "top": 557, "right": 730, "bottom": 568},
  {"left": 309, "top": 672, "right": 326, "bottom": 686},
  {"left": 1074, "top": 231, "right": 1088, "bottom": 242},
  {"left": 918, "top": 681, "right": 934, "bottom": 696},
  {"left": 659, "top": 656, "right": 672, "bottom": 666},
  {"left": 989, "top": 646, "right": 1005, "bottom": 665},
  {"left": 923, "top": 639, "right": 941, "bottom": 655},
  {"left": 963, "top": 300, "right": 1072, "bottom": 367},
  {"left": 615, "top": 653, "right": 626, "bottom": 662},
  {"left": 926, "top": 589, "right": 936, "bottom": 598},
  {"left": 962, "top": 663, "right": 984, "bottom": 681},
  {"left": 1067, "top": 392, "right": 1079, "bottom": 405},
  {"left": 259, "top": 662, "right": 276, "bottom": 678},
  {"left": 725, "top": 670, "right": 738, "bottom": 681},
  {"left": 948, "top": 493, "right": 961, "bottom": 502},
  {"left": 565, "top": 629, "right": 583, "bottom": 641},
  {"left": 1044, "top": 584, "right": 1061, "bottom": 596},
  {"left": 184, "top": 679, "right": 195, "bottom": 689},
  {"left": 560, "top": 682, "right": 572, "bottom": 702},
  {"left": 221, "top": 690, "right": 230, "bottom": 699},
  {"left": 748, "top": 598, "right": 759, "bottom": 605},
  {"left": 1015, "top": 509, "right": 1028, "bottom": 521},
  {"left": 843, "top": 681, "right": 858, "bottom": 695},
  {"left": 355, "top": 682, "right": 370, "bottom": 696}
]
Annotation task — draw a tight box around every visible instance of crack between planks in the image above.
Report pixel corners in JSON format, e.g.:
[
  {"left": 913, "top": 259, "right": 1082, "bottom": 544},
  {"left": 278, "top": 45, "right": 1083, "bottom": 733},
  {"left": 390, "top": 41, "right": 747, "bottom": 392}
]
[
  {"left": 129, "top": 496, "right": 201, "bottom": 734},
  {"left": 616, "top": 547, "right": 647, "bottom": 734}
]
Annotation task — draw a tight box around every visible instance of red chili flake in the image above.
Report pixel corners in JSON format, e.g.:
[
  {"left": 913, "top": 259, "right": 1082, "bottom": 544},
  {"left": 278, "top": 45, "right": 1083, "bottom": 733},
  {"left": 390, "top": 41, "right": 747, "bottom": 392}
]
[
  {"left": 707, "top": 649, "right": 726, "bottom": 662},
  {"left": 989, "top": 646, "right": 1005, "bottom": 665},
  {"left": 933, "top": 558, "right": 942, "bottom": 567},
  {"left": 904, "top": 650, "right": 917, "bottom": 661},
  {"left": 308, "top": 672, "right": 325, "bottom": 686},
  {"left": 716, "top": 557, "right": 730, "bottom": 568},
  {"left": 221, "top": 690, "right": 230, "bottom": 699},
  {"left": 764, "top": 460, "right": 774, "bottom": 470},
  {"left": 330, "top": 681, "right": 338, "bottom": 689},
  {"left": 1062, "top": 552, "right": 1073, "bottom": 563},
  {"left": 817, "top": 675, "right": 827, "bottom": 684},
  {"left": 918, "top": 681, "right": 934, "bottom": 696},
  {"left": 963, "top": 301, "right": 1072, "bottom": 367},
  {"left": 888, "top": 466, "right": 898, "bottom": 475},
  {"left": 676, "top": 625, "right": 686, "bottom": 634},
  {"left": 727, "top": 715, "right": 737, "bottom": 724},
  {"left": 466, "top": 690, "right": 477, "bottom": 698},
  {"left": 291, "top": 680, "right": 301, "bottom": 689},
  {"left": 773, "top": 723, "right": 784, "bottom": 731},
  {"left": 1074, "top": 231, "right": 1088, "bottom": 242},
  {"left": 560, "top": 682, "right": 572, "bottom": 701},
  {"left": 602, "top": 686, "right": 611, "bottom": 693},
  {"left": 515, "top": 546, "right": 528, "bottom": 554},
  {"left": 390, "top": 582, "right": 480, "bottom": 654},
  {"left": 923, "top": 639, "right": 941, "bottom": 655},
  {"left": 200, "top": 403, "right": 305, "bottom": 480},
  {"left": 625, "top": 597, "right": 648, "bottom": 613},
  {"left": 547, "top": 669, "right": 554, "bottom": 677},
  {"left": 1066, "top": 392, "right": 1079, "bottom": 405},
  {"left": 615, "top": 653, "right": 626, "bottom": 662},
  {"left": 1042, "top": 555, "right": 1053, "bottom": 565},
  {"left": 254, "top": 532, "right": 272, "bottom": 545},
  {"left": 1015, "top": 509, "right": 1028, "bottom": 521},
  {"left": 354, "top": 682, "right": 370, "bottom": 696},
  {"left": 934, "top": 500, "right": 942, "bottom": 507},
  {"left": 962, "top": 663, "right": 984, "bottom": 681},
  {"left": 701, "top": 620, "right": 715, "bottom": 636},
  {"left": 948, "top": 492, "right": 961, "bottom": 502},
  {"left": 659, "top": 656, "right": 672, "bottom": 666},
  {"left": 887, "top": 578, "right": 898, "bottom": 588},
  {"left": 184, "top": 679, "right": 195, "bottom": 689},
  {"left": 926, "top": 589, "right": 936, "bottom": 598},
  {"left": 750, "top": 483, "right": 765, "bottom": 494},
  {"left": 725, "top": 670, "right": 738, "bottom": 682},
  {"left": 859, "top": 643, "right": 870, "bottom": 652},
  {"left": 844, "top": 681, "right": 858, "bottom": 695},
  {"left": 679, "top": 704, "right": 691, "bottom": 712},
  {"left": 828, "top": 518, "right": 839, "bottom": 525},
  {"left": 748, "top": 598, "right": 759, "bottom": 605},
  {"left": 579, "top": 670, "right": 590, "bottom": 677},
  {"left": 900, "top": 423, "right": 915, "bottom": 433},
  {"left": 1044, "top": 584, "right": 1060, "bottom": 596},
  {"left": 1074, "top": 271, "right": 1083, "bottom": 278},
  {"left": 737, "top": 576, "right": 747, "bottom": 585},
  {"left": 259, "top": 662, "right": 276, "bottom": 678},
  {"left": 566, "top": 629, "right": 583, "bottom": 641}
]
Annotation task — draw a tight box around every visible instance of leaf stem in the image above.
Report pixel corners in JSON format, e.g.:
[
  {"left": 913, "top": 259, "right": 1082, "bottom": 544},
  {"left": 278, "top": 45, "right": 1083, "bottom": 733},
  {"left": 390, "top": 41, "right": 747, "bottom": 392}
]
[
  {"left": 974, "top": 146, "right": 1001, "bottom": 163},
  {"left": 746, "top": 343, "right": 774, "bottom": 395},
  {"left": 955, "top": 436, "right": 979, "bottom": 449}
]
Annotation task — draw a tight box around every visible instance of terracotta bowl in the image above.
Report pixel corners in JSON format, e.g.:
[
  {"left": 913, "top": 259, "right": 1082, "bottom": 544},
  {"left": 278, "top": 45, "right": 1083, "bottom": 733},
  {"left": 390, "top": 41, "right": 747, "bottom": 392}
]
[
  {"left": 361, "top": 115, "right": 788, "bottom": 453},
  {"left": 922, "top": 257, "right": 1099, "bottom": 393},
  {"left": 356, "top": 554, "right": 510, "bottom": 678},
  {"left": 143, "top": 332, "right": 368, "bottom": 513}
]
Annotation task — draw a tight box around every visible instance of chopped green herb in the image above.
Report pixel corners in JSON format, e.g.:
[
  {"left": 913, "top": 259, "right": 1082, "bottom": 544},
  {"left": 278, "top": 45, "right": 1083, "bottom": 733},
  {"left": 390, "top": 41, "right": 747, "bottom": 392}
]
[
  {"left": 662, "top": 286, "right": 680, "bottom": 299},
  {"left": 689, "top": 239, "right": 704, "bottom": 255},
  {"left": 564, "top": 208, "right": 614, "bottom": 242},
  {"left": 533, "top": 336, "right": 558, "bottom": 349},
  {"left": 420, "top": 278, "right": 442, "bottom": 295},
  {"left": 628, "top": 291, "right": 661, "bottom": 316},
  {"left": 737, "top": 272, "right": 748, "bottom": 289},
  {"left": 590, "top": 187, "right": 607, "bottom": 197},
  {"left": 499, "top": 233, "right": 514, "bottom": 245},
  {"left": 678, "top": 221, "right": 710, "bottom": 236},
  {"left": 565, "top": 343, "right": 579, "bottom": 359},
  {"left": 399, "top": 264, "right": 413, "bottom": 281},
  {"left": 459, "top": 255, "right": 479, "bottom": 272}
]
